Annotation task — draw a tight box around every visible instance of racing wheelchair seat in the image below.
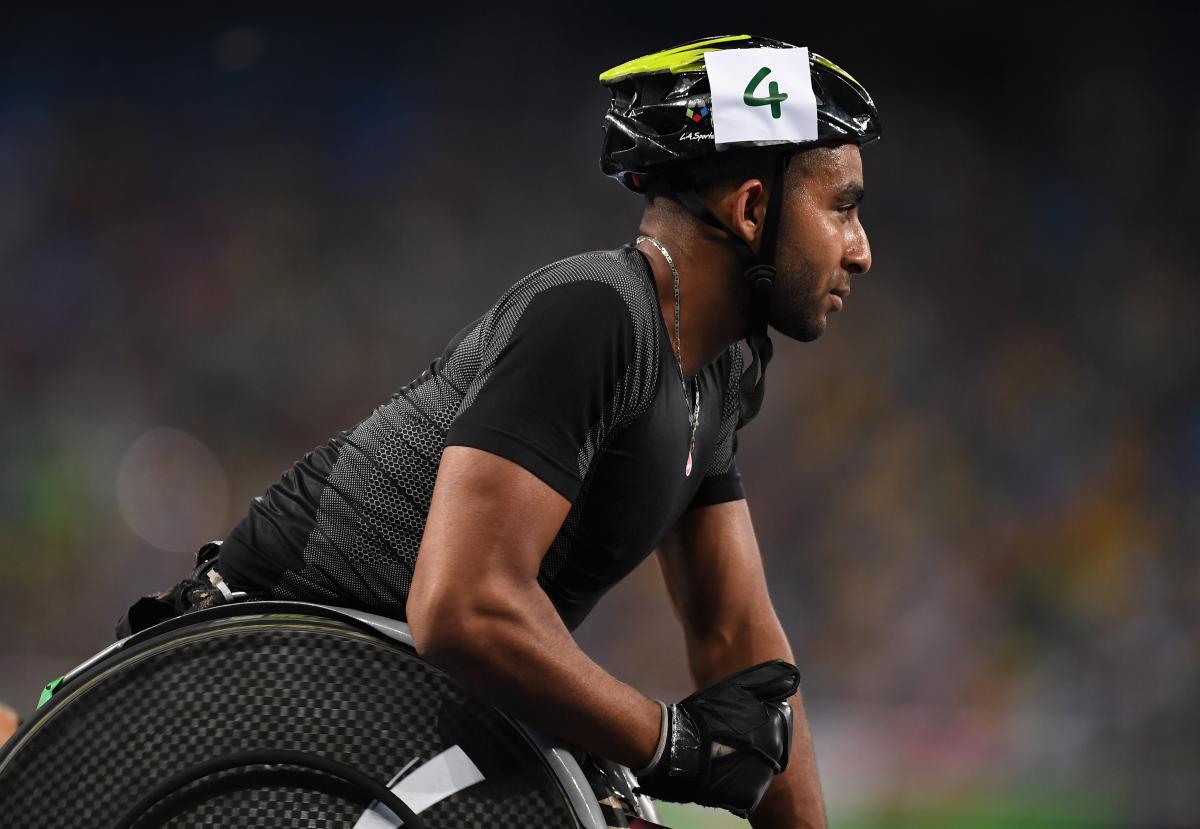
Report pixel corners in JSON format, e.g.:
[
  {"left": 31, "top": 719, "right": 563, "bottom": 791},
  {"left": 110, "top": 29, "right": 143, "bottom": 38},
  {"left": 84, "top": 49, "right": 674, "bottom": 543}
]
[{"left": 0, "top": 600, "right": 660, "bottom": 828}]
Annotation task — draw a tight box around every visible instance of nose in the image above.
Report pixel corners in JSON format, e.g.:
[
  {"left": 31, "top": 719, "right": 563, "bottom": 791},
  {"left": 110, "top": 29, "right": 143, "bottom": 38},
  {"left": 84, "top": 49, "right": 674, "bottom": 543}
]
[{"left": 845, "top": 221, "right": 872, "bottom": 276}]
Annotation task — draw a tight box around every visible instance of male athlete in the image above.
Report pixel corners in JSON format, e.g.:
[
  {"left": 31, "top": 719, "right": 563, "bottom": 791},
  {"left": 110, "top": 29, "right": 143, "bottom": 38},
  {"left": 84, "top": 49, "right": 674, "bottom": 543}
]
[{"left": 140, "top": 35, "right": 880, "bottom": 827}]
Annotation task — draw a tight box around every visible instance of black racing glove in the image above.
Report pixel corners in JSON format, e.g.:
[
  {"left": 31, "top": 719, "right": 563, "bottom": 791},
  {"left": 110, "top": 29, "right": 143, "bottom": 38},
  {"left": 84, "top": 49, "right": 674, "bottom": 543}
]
[{"left": 633, "top": 659, "right": 799, "bottom": 818}]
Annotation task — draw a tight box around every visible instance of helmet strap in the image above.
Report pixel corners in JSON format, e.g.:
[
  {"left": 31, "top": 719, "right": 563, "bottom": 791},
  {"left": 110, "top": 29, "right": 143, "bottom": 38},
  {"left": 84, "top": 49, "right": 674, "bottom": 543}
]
[
  {"left": 664, "top": 153, "right": 790, "bottom": 426},
  {"left": 669, "top": 183, "right": 759, "bottom": 274},
  {"left": 736, "top": 152, "right": 789, "bottom": 425}
]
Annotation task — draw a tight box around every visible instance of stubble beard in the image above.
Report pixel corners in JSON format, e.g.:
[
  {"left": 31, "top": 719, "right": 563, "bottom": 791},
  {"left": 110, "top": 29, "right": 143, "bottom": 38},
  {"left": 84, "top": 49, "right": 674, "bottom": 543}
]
[{"left": 767, "top": 255, "right": 828, "bottom": 343}]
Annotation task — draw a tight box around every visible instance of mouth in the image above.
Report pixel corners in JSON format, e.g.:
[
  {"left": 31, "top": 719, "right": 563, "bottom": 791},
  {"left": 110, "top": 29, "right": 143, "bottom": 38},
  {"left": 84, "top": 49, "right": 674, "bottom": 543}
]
[{"left": 829, "top": 285, "right": 850, "bottom": 312}]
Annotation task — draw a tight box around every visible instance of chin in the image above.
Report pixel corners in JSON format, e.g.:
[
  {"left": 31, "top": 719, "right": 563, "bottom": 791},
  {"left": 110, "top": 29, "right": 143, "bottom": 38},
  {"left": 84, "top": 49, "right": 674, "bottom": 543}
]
[{"left": 769, "top": 312, "right": 826, "bottom": 342}]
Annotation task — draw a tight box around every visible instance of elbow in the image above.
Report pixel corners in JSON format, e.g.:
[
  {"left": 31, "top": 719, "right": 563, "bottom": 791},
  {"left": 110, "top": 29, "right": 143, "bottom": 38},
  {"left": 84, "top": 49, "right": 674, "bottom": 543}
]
[
  {"left": 407, "top": 591, "right": 470, "bottom": 665},
  {"left": 407, "top": 585, "right": 518, "bottom": 671}
]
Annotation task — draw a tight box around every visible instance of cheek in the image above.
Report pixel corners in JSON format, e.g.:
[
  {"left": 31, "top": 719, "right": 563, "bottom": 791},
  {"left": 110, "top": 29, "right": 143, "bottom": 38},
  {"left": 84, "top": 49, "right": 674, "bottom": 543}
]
[
  {"left": 788, "top": 209, "right": 841, "bottom": 256},
  {"left": 823, "top": 218, "right": 849, "bottom": 258},
  {"left": 784, "top": 221, "right": 839, "bottom": 280}
]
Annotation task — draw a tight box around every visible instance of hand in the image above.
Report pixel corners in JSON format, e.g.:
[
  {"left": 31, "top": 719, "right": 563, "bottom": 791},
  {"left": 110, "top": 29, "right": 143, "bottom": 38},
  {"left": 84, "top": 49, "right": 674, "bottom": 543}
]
[{"left": 634, "top": 660, "right": 799, "bottom": 818}]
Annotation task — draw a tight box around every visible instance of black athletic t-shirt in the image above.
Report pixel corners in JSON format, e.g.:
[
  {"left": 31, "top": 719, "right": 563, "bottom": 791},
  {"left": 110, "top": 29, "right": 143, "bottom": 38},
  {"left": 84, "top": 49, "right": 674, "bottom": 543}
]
[{"left": 218, "top": 245, "right": 746, "bottom": 630}]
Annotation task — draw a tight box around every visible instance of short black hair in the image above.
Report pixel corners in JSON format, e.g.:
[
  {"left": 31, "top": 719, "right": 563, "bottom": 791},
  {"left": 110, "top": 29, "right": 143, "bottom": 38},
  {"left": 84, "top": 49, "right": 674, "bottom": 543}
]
[
  {"left": 643, "top": 144, "right": 834, "bottom": 203},
  {"left": 644, "top": 147, "right": 778, "bottom": 203}
]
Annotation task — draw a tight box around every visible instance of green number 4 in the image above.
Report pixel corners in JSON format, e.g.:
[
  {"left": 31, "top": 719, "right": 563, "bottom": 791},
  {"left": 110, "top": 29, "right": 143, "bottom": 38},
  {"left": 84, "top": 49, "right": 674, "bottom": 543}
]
[{"left": 743, "top": 66, "right": 788, "bottom": 119}]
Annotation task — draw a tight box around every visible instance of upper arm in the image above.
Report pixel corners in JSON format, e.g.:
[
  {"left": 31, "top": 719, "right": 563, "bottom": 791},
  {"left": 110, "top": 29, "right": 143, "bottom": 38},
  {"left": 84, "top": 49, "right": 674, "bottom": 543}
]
[
  {"left": 657, "top": 499, "right": 788, "bottom": 684},
  {"left": 407, "top": 445, "right": 571, "bottom": 651},
  {"left": 447, "top": 278, "right": 647, "bottom": 501},
  {"left": 409, "top": 273, "right": 653, "bottom": 651}
]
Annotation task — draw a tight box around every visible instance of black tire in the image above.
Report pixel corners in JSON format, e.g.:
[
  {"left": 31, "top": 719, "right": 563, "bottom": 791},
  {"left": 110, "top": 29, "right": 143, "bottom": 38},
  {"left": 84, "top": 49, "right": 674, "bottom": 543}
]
[{"left": 0, "top": 602, "right": 584, "bottom": 828}]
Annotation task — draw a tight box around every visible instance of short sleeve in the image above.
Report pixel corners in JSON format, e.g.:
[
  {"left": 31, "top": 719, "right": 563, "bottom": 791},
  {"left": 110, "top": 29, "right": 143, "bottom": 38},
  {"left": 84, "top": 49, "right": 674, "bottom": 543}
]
[
  {"left": 446, "top": 279, "right": 644, "bottom": 502},
  {"left": 688, "top": 343, "right": 746, "bottom": 509}
]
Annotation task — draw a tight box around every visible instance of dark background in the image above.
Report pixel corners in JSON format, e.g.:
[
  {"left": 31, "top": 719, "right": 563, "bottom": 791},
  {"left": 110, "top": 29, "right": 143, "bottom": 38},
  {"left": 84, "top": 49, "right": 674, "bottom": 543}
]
[{"left": 1, "top": 7, "right": 1197, "bottom": 827}]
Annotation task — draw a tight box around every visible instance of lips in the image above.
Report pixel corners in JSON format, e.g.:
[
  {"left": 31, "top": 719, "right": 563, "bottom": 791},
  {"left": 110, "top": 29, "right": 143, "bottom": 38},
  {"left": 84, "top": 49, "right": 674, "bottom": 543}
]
[{"left": 829, "top": 285, "right": 849, "bottom": 312}]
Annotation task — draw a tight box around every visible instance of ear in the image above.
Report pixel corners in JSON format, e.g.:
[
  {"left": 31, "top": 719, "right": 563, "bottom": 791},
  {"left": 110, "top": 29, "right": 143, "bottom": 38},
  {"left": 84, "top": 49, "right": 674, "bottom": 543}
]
[{"left": 723, "top": 178, "right": 770, "bottom": 249}]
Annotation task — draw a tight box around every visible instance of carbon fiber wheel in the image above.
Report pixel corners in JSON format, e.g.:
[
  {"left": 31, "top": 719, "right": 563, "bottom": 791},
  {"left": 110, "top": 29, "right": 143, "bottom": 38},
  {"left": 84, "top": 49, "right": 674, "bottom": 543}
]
[{"left": 0, "top": 603, "right": 584, "bottom": 828}]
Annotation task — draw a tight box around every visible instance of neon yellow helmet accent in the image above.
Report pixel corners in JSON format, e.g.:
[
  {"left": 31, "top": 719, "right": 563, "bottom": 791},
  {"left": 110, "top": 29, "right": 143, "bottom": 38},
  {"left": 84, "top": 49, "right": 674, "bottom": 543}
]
[
  {"left": 597, "top": 34, "right": 752, "bottom": 83},
  {"left": 810, "top": 52, "right": 862, "bottom": 88}
]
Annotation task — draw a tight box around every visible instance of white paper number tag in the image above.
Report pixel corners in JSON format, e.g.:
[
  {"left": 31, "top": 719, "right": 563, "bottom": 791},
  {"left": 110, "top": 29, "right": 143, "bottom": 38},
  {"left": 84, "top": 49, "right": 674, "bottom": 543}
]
[{"left": 704, "top": 47, "right": 818, "bottom": 147}]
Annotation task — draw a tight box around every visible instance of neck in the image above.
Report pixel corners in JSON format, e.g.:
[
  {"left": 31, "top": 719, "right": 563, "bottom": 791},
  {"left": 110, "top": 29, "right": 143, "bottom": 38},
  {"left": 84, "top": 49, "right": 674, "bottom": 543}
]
[{"left": 634, "top": 219, "right": 748, "bottom": 377}]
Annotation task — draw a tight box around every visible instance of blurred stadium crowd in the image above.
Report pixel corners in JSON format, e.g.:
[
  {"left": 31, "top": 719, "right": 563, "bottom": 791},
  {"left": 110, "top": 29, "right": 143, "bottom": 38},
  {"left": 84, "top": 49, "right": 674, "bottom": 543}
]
[{"left": 1, "top": 9, "right": 1196, "bottom": 828}]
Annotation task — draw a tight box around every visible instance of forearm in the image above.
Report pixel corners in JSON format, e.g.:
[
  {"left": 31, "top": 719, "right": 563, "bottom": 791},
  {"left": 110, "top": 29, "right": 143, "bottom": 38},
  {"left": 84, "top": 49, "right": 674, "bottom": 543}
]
[
  {"left": 689, "top": 620, "right": 827, "bottom": 829},
  {"left": 412, "top": 580, "right": 660, "bottom": 770}
]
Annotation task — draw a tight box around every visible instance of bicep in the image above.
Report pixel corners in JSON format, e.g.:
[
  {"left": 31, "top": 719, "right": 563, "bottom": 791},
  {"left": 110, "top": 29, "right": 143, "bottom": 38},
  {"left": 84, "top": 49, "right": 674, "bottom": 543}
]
[{"left": 408, "top": 445, "right": 570, "bottom": 631}]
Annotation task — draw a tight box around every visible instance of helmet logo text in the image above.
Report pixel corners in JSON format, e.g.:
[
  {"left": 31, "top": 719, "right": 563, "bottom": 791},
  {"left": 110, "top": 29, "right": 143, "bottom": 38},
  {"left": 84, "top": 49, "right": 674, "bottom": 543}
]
[{"left": 743, "top": 67, "right": 788, "bottom": 119}]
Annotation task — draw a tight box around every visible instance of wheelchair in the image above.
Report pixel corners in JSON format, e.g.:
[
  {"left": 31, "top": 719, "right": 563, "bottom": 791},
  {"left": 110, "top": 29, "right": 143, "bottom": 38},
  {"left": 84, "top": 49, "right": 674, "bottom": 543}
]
[{"left": 0, "top": 600, "right": 663, "bottom": 828}]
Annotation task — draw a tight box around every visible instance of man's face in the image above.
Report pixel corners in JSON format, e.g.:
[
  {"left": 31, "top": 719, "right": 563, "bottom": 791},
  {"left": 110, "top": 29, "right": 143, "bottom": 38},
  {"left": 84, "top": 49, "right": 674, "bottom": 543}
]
[{"left": 768, "top": 144, "right": 872, "bottom": 342}]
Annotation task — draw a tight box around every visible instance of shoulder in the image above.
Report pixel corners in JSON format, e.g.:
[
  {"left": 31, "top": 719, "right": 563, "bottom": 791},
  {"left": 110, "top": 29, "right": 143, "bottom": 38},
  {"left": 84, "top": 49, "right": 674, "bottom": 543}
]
[
  {"left": 493, "top": 248, "right": 658, "bottom": 327},
  {"left": 478, "top": 248, "right": 661, "bottom": 367}
]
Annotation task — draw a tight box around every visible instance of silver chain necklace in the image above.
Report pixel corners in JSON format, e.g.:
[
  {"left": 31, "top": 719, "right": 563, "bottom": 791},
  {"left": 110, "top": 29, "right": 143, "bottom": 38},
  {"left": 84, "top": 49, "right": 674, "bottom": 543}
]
[{"left": 636, "top": 235, "right": 700, "bottom": 477}]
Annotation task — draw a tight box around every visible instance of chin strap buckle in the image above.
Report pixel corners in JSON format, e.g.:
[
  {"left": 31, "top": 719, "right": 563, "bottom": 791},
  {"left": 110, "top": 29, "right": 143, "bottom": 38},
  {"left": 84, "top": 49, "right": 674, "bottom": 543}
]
[{"left": 744, "top": 264, "right": 775, "bottom": 298}]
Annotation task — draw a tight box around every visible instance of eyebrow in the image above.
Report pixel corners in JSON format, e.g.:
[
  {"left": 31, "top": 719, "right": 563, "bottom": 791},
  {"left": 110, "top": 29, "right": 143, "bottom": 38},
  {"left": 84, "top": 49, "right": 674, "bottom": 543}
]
[{"left": 837, "top": 184, "right": 866, "bottom": 204}]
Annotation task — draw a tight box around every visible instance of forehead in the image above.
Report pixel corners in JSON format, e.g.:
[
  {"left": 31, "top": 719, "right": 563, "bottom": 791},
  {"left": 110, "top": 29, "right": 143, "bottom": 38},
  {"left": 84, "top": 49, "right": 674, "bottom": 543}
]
[{"left": 791, "top": 144, "right": 864, "bottom": 191}]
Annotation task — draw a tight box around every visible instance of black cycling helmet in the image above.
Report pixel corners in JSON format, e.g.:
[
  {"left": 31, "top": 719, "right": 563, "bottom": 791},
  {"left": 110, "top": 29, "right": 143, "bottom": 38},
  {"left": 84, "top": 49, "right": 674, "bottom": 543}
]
[
  {"left": 599, "top": 34, "right": 881, "bottom": 193},
  {"left": 597, "top": 35, "right": 882, "bottom": 425}
]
